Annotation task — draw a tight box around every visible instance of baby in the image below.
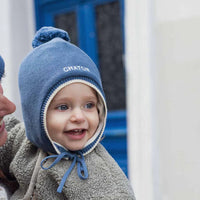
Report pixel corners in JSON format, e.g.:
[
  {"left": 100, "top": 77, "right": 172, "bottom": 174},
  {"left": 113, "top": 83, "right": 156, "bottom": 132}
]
[{"left": 0, "top": 27, "right": 135, "bottom": 199}]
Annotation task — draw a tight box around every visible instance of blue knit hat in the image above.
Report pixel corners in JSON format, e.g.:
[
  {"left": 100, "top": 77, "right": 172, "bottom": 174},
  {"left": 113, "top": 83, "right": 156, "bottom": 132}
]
[
  {"left": 19, "top": 26, "right": 107, "bottom": 154},
  {"left": 18, "top": 27, "right": 107, "bottom": 193},
  {"left": 0, "top": 55, "right": 5, "bottom": 80}
]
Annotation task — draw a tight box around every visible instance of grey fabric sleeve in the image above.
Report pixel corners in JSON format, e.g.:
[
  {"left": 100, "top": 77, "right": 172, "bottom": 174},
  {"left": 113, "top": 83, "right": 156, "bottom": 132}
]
[{"left": 0, "top": 115, "right": 24, "bottom": 175}]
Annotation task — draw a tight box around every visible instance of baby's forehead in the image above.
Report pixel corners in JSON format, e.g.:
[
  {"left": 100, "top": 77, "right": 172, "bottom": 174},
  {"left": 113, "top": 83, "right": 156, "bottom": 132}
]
[
  {"left": 61, "top": 82, "right": 97, "bottom": 93},
  {"left": 50, "top": 82, "right": 98, "bottom": 102}
]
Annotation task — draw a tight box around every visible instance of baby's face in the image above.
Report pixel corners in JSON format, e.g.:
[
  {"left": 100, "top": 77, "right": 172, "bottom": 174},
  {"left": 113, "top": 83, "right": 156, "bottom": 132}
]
[{"left": 46, "top": 82, "right": 99, "bottom": 151}]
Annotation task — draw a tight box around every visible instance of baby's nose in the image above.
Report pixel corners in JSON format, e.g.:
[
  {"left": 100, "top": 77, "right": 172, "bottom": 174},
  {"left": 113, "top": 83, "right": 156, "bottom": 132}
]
[{"left": 70, "top": 108, "right": 85, "bottom": 123}]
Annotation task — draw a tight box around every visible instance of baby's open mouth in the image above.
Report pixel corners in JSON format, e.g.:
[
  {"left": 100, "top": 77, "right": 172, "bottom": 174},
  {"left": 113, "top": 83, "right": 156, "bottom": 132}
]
[{"left": 64, "top": 129, "right": 86, "bottom": 135}]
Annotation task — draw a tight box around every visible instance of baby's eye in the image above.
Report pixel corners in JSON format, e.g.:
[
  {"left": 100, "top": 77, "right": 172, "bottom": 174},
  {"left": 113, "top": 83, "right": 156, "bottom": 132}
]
[
  {"left": 57, "top": 105, "right": 68, "bottom": 110},
  {"left": 85, "top": 102, "right": 95, "bottom": 109}
]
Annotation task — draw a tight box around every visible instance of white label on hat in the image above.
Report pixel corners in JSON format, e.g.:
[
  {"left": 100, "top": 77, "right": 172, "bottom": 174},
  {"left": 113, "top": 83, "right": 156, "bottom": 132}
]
[{"left": 63, "top": 66, "right": 90, "bottom": 73}]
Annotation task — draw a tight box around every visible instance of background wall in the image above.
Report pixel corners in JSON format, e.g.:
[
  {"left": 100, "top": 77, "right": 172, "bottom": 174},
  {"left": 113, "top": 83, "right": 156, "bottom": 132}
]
[
  {"left": 0, "top": 0, "right": 35, "bottom": 120},
  {"left": 154, "top": 0, "right": 200, "bottom": 199},
  {"left": 126, "top": 0, "right": 200, "bottom": 199}
]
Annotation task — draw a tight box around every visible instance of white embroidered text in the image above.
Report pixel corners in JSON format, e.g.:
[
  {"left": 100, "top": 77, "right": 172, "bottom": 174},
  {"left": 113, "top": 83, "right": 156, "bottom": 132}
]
[{"left": 63, "top": 66, "right": 90, "bottom": 73}]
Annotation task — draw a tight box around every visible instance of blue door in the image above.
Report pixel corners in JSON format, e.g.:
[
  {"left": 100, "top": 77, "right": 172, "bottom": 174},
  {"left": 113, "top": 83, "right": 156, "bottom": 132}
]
[{"left": 34, "top": 0, "right": 128, "bottom": 176}]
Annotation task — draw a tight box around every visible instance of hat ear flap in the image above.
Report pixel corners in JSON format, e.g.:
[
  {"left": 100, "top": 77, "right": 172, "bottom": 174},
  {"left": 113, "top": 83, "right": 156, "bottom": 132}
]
[{"left": 97, "top": 94, "right": 105, "bottom": 123}]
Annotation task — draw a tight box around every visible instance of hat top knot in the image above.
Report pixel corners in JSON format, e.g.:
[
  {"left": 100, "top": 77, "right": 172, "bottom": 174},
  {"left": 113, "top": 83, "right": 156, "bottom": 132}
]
[{"left": 32, "top": 26, "right": 70, "bottom": 48}]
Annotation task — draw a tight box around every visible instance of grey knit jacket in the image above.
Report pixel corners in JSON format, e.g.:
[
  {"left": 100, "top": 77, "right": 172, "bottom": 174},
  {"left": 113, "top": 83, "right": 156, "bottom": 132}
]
[{"left": 0, "top": 116, "right": 135, "bottom": 200}]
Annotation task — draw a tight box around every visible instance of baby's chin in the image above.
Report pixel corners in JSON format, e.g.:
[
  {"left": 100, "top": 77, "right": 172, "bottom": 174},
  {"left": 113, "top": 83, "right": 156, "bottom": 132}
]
[{"left": 65, "top": 143, "right": 85, "bottom": 152}]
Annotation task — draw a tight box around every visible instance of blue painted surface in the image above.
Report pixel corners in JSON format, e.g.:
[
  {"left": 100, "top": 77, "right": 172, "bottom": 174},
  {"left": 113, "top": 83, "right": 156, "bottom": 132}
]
[
  {"left": 101, "top": 134, "right": 128, "bottom": 176},
  {"left": 102, "top": 110, "right": 127, "bottom": 176},
  {"left": 77, "top": 3, "right": 99, "bottom": 65},
  {"left": 34, "top": 0, "right": 127, "bottom": 176}
]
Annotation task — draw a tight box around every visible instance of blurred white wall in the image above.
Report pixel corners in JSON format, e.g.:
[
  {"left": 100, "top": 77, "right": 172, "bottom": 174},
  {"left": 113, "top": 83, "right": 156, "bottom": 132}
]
[
  {"left": 125, "top": 0, "right": 155, "bottom": 199},
  {"left": 154, "top": 0, "right": 200, "bottom": 199},
  {"left": 126, "top": 0, "right": 200, "bottom": 199},
  {"left": 0, "top": 0, "right": 35, "bottom": 120}
]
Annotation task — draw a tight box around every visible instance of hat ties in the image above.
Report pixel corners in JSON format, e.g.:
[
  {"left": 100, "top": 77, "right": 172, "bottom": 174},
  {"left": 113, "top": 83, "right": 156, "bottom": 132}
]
[{"left": 41, "top": 151, "right": 88, "bottom": 193}]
